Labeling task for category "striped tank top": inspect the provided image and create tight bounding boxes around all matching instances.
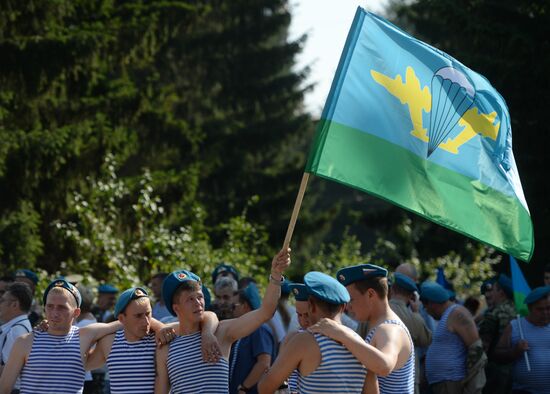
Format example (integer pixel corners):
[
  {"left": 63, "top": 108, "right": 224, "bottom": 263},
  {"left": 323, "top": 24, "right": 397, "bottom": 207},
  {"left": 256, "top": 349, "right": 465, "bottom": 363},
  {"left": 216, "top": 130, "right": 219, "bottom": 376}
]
[
  {"left": 510, "top": 317, "right": 550, "bottom": 392},
  {"left": 106, "top": 330, "right": 156, "bottom": 393},
  {"left": 298, "top": 333, "right": 366, "bottom": 393},
  {"left": 365, "top": 319, "right": 415, "bottom": 394},
  {"left": 167, "top": 331, "right": 229, "bottom": 393},
  {"left": 20, "top": 326, "right": 85, "bottom": 394},
  {"left": 288, "top": 369, "right": 300, "bottom": 393},
  {"left": 425, "top": 304, "right": 466, "bottom": 384},
  {"left": 288, "top": 329, "right": 305, "bottom": 394}
]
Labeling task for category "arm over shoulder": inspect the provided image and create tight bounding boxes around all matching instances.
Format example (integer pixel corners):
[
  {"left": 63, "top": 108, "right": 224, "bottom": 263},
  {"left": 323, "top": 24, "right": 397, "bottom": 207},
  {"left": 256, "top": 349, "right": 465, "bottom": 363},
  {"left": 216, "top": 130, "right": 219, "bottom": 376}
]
[
  {"left": 0, "top": 333, "right": 33, "bottom": 392},
  {"left": 258, "top": 331, "right": 313, "bottom": 394}
]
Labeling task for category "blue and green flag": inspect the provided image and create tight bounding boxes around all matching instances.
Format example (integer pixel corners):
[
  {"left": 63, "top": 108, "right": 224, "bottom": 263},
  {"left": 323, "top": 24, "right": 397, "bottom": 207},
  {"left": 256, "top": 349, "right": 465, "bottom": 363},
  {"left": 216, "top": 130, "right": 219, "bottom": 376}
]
[
  {"left": 510, "top": 256, "right": 531, "bottom": 316},
  {"left": 305, "top": 8, "right": 534, "bottom": 261}
]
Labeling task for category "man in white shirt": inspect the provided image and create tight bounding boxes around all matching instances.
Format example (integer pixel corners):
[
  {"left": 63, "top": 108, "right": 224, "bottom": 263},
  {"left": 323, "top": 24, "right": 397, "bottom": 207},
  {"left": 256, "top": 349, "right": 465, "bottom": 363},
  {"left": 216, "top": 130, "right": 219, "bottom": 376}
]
[{"left": 0, "top": 282, "right": 33, "bottom": 392}]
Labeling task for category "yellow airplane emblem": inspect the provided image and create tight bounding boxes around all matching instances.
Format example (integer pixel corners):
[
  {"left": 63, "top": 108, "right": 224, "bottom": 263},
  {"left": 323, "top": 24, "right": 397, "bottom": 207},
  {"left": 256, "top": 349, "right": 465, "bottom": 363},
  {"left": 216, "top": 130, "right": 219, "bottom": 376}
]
[{"left": 371, "top": 66, "right": 500, "bottom": 154}]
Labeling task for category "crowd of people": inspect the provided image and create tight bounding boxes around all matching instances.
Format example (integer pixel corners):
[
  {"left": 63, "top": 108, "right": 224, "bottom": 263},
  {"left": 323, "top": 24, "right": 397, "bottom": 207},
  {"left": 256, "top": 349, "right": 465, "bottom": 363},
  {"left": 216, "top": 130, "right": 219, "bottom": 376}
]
[{"left": 0, "top": 256, "right": 549, "bottom": 394}]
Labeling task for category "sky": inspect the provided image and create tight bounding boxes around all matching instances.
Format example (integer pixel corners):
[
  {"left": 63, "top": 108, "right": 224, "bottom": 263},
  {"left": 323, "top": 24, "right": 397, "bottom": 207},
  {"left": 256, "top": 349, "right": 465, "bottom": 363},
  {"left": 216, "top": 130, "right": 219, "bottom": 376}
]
[{"left": 289, "top": 0, "right": 388, "bottom": 116}]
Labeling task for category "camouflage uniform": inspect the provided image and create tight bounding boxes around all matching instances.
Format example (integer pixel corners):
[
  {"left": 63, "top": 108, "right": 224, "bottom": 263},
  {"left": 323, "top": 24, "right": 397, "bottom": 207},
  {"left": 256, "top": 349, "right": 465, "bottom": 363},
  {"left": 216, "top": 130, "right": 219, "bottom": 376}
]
[{"left": 479, "top": 299, "right": 516, "bottom": 394}]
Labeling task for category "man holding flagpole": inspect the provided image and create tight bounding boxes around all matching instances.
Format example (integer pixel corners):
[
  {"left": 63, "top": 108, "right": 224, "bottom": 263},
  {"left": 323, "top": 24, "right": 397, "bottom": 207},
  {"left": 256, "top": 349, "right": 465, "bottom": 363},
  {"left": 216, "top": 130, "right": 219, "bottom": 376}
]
[
  {"left": 494, "top": 286, "right": 550, "bottom": 393},
  {"left": 478, "top": 274, "right": 516, "bottom": 393}
]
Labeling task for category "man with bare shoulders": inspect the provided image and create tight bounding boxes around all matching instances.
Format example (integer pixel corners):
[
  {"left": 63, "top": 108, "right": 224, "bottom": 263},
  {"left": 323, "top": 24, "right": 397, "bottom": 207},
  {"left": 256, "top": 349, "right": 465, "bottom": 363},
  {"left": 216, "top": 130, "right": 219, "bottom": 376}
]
[
  {"left": 421, "top": 281, "right": 485, "bottom": 394},
  {"left": 154, "top": 248, "right": 290, "bottom": 394},
  {"left": 258, "top": 272, "right": 371, "bottom": 394},
  {"left": 281, "top": 283, "right": 311, "bottom": 394},
  {"left": 0, "top": 279, "right": 125, "bottom": 393},
  {"left": 85, "top": 287, "right": 219, "bottom": 394},
  {"left": 309, "top": 264, "right": 415, "bottom": 394},
  {"left": 494, "top": 286, "right": 550, "bottom": 394}
]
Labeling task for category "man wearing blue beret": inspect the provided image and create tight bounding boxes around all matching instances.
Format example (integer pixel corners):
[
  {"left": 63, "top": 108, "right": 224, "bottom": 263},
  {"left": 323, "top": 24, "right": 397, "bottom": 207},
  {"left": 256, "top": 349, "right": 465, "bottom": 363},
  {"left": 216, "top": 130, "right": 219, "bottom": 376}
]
[
  {"left": 155, "top": 248, "right": 290, "bottom": 393},
  {"left": 14, "top": 269, "right": 42, "bottom": 327},
  {"left": 84, "top": 287, "right": 220, "bottom": 393},
  {"left": 0, "top": 279, "right": 127, "bottom": 393},
  {"left": 494, "top": 286, "right": 550, "bottom": 393},
  {"left": 93, "top": 284, "right": 119, "bottom": 323},
  {"left": 390, "top": 272, "right": 432, "bottom": 394},
  {"left": 229, "top": 283, "right": 276, "bottom": 394},
  {"left": 478, "top": 274, "right": 516, "bottom": 393},
  {"left": 307, "top": 264, "right": 415, "bottom": 394},
  {"left": 212, "top": 263, "right": 240, "bottom": 285},
  {"left": 421, "top": 282, "right": 485, "bottom": 394},
  {"left": 288, "top": 283, "right": 311, "bottom": 332},
  {"left": 258, "top": 271, "right": 373, "bottom": 394},
  {"left": 281, "top": 283, "right": 311, "bottom": 394}
]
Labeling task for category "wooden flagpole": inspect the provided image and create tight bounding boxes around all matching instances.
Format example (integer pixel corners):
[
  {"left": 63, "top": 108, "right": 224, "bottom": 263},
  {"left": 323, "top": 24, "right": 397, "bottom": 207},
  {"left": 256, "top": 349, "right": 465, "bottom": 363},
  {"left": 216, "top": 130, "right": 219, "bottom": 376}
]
[{"left": 283, "top": 172, "right": 310, "bottom": 250}]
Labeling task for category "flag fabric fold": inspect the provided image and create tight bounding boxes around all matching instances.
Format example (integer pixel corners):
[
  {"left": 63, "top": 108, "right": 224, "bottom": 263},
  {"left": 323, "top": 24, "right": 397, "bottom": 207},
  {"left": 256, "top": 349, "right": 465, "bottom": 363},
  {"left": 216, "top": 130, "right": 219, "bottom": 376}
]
[
  {"left": 436, "top": 267, "right": 452, "bottom": 290},
  {"left": 305, "top": 7, "right": 533, "bottom": 261},
  {"left": 509, "top": 255, "right": 531, "bottom": 316}
]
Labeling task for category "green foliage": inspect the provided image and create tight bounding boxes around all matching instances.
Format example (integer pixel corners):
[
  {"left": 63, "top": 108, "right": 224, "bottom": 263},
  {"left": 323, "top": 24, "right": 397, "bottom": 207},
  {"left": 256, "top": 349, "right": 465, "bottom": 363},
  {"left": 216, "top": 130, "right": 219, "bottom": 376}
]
[
  {"left": 0, "top": 200, "right": 43, "bottom": 269},
  {"left": 52, "top": 154, "right": 271, "bottom": 289},
  {"left": 0, "top": 0, "right": 312, "bottom": 278}
]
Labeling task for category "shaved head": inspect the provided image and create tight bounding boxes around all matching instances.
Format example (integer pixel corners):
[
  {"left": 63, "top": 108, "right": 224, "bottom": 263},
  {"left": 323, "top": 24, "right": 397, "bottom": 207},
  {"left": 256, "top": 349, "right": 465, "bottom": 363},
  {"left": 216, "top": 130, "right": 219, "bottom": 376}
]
[{"left": 396, "top": 263, "right": 418, "bottom": 281}]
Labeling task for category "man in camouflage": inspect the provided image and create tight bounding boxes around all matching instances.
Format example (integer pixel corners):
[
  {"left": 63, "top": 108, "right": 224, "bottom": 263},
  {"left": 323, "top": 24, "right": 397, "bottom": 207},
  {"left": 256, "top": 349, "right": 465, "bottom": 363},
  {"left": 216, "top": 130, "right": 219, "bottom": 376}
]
[{"left": 479, "top": 274, "right": 516, "bottom": 394}]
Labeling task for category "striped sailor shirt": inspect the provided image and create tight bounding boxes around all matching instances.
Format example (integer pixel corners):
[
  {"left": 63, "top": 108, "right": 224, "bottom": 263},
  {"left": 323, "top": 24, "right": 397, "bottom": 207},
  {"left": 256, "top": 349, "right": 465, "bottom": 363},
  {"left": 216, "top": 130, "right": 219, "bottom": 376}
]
[
  {"left": 298, "top": 333, "right": 366, "bottom": 393},
  {"left": 167, "top": 331, "right": 229, "bottom": 393},
  {"left": 365, "top": 319, "right": 415, "bottom": 394},
  {"left": 106, "top": 330, "right": 156, "bottom": 393},
  {"left": 20, "top": 326, "right": 85, "bottom": 394}
]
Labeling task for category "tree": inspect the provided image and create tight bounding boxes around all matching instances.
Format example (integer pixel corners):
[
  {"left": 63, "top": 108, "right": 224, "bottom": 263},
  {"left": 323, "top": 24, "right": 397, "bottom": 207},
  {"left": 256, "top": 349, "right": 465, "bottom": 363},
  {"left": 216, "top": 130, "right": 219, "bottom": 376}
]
[
  {"left": 53, "top": 154, "right": 272, "bottom": 289},
  {"left": 0, "top": 0, "right": 203, "bottom": 271}
]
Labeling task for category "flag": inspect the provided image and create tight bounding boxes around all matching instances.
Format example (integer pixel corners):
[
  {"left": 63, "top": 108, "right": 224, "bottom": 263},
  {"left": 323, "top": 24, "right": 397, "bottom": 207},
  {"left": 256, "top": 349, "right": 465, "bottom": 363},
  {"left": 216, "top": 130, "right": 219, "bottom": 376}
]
[
  {"left": 436, "top": 267, "right": 452, "bottom": 290},
  {"left": 305, "top": 8, "right": 534, "bottom": 261},
  {"left": 510, "top": 255, "right": 531, "bottom": 316}
]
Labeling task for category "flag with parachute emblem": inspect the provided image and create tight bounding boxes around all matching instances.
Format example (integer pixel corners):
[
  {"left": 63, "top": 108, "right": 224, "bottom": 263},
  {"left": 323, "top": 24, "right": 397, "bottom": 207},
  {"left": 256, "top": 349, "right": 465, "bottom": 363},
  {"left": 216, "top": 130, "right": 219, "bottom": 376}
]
[
  {"left": 510, "top": 256, "right": 531, "bottom": 316},
  {"left": 305, "top": 7, "right": 533, "bottom": 261}
]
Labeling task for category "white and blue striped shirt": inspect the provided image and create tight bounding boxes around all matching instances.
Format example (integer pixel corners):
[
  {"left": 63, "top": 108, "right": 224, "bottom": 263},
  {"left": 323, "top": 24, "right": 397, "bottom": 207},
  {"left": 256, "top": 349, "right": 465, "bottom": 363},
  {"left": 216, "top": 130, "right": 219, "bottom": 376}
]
[
  {"left": 288, "top": 368, "right": 300, "bottom": 393},
  {"left": 167, "top": 331, "right": 229, "bottom": 393},
  {"left": 510, "top": 317, "right": 550, "bottom": 393},
  {"left": 287, "top": 329, "right": 305, "bottom": 393},
  {"left": 298, "top": 333, "right": 366, "bottom": 393},
  {"left": 425, "top": 304, "right": 466, "bottom": 385},
  {"left": 106, "top": 330, "right": 156, "bottom": 393},
  {"left": 366, "top": 319, "right": 415, "bottom": 394},
  {"left": 20, "top": 326, "right": 85, "bottom": 394}
]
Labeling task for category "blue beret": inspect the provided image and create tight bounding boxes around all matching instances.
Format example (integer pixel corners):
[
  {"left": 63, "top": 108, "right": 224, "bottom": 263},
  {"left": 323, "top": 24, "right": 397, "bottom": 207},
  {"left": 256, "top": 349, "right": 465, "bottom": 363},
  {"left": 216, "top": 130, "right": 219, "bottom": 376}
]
[
  {"left": 481, "top": 278, "right": 495, "bottom": 295},
  {"left": 162, "top": 270, "right": 202, "bottom": 316},
  {"left": 202, "top": 285, "right": 211, "bottom": 311},
  {"left": 15, "top": 269, "right": 39, "bottom": 285},
  {"left": 281, "top": 279, "right": 292, "bottom": 296},
  {"left": 212, "top": 263, "right": 239, "bottom": 284},
  {"left": 305, "top": 272, "right": 350, "bottom": 305},
  {"left": 496, "top": 274, "right": 513, "bottom": 298},
  {"left": 43, "top": 279, "right": 82, "bottom": 307},
  {"left": 336, "top": 264, "right": 388, "bottom": 286},
  {"left": 98, "top": 284, "right": 119, "bottom": 294},
  {"left": 393, "top": 272, "right": 418, "bottom": 293},
  {"left": 524, "top": 286, "right": 550, "bottom": 305},
  {"left": 289, "top": 283, "right": 308, "bottom": 302},
  {"left": 114, "top": 287, "right": 149, "bottom": 318},
  {"left": 420, "top": 281, "right": 451, "bottom": 303},
  {"left": 242, "top": 283, "right": 262, "bottom": 310}
]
